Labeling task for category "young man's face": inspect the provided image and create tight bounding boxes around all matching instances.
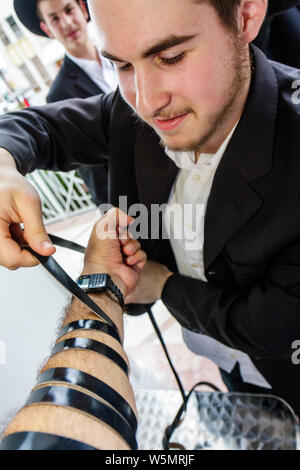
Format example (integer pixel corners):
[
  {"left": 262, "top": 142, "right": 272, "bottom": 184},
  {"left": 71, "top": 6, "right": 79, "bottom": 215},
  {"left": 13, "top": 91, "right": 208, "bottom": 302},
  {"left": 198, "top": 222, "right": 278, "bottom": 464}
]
[
  {"left": 39, "top": 0, "right": 89, "bottom": 54},
  {"left": 91, "top": 0, "right": 251, "bottom": 154}
]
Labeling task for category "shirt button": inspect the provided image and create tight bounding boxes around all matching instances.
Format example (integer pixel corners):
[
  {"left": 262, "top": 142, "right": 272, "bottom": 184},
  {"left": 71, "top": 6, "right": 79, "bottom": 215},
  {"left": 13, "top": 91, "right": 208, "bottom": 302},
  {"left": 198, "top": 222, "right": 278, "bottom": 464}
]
[
  {"left": 192, "top": 263, "right": 199, "bottom": 269},
  {"left": 192, "top": 174, "right": 201, "bottom": 182}
]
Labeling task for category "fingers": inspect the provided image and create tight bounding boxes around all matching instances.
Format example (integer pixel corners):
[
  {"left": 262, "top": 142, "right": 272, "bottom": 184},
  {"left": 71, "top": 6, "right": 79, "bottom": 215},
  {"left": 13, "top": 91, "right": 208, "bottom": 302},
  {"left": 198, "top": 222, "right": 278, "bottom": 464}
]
[
  {"left": 121, "top": 238, "right": 145, "bottom": 264},
  {"left": 122, "top": 238, "right": 141, "bottom": 256},
  {"left": 84, "top": 207, "right": 136, "bottom": 268},
  {"left": 126, "top": 249, "right": 147, "bottom": 267},
  {"left": 0, "top": 175, "right": 55, "bottom": 269},
  {"left": 117, "top": 217, "right": 147, "bottom": 270},
  {"left": 21, "top": 195, "right": 56, "bottom": 257},
  {"left": 0, "top": 221, "right": 39, "bottom": 269},
  {"left": 122, "top": 239, "right": 147, "bottom": 272},
  {"left": 95, "top": 208, "right": 134, "bottom": 241}
]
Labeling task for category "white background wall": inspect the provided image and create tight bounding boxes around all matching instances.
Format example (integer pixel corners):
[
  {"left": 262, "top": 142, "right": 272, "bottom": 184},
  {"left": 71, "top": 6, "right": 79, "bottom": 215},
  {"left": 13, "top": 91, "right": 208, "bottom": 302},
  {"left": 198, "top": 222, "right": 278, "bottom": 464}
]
[{"left": 0, "top": 264, "right": 70, "bottom": 431}]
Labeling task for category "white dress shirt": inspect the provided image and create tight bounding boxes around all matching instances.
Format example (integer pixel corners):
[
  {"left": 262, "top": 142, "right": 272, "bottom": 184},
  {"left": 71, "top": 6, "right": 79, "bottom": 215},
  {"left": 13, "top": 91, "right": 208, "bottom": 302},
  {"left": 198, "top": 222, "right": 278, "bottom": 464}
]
[{"left": 164, "top": 126, "right": 271, "bottom": 389}]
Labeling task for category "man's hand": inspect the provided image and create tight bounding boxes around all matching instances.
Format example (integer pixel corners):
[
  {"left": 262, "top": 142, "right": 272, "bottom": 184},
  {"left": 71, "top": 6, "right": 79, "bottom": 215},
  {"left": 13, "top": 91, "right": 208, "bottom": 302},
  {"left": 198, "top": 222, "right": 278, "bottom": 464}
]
[
  {"left": 0, "top": 149, "right": 55, "bottom": 269},
  {"left": 124, "top": 260, "right": 173, "bottom": 305},
  {"left": 82, "top": 208, "right": 147, "bottom": 298}
]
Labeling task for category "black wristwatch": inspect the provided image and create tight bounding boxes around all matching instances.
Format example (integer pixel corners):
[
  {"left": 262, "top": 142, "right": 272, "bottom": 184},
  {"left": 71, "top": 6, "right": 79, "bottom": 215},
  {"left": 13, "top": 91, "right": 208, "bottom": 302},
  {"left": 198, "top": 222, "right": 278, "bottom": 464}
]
[{"left": 76, "top": 273, "right": 125, "bottom": 310}]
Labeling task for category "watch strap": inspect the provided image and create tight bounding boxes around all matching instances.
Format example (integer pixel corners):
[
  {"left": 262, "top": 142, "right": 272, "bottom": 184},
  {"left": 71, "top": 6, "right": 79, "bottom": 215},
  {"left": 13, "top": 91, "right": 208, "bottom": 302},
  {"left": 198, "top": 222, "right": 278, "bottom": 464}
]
[{"left": 107, "top": 276, "right": 125, "bottom": 310}]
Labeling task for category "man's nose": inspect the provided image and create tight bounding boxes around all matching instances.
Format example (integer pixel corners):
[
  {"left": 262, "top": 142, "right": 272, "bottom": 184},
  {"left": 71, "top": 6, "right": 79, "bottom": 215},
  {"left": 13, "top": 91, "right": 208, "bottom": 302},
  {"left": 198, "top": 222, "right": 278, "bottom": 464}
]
[
  {"left": 135, "top": 68, "right": 170, "bottom": 118},
  {"left": 60, "top": 13, "right": 73, "bottom": 29}
]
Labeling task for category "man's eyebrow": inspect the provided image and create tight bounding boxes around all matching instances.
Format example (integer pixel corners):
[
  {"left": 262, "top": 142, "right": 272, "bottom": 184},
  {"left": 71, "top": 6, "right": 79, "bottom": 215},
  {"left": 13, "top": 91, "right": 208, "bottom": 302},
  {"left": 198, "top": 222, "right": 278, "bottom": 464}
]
[
  {"left": 48, "top": 2, "right": 73, "bottom": 17},
  {"left": 101, "top": 34, "right": 197, "bottom": 63}
]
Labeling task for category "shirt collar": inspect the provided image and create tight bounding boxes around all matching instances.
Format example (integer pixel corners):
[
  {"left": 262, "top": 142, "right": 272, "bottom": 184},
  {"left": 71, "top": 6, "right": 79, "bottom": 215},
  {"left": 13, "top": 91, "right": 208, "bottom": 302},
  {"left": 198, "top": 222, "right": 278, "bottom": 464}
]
[
  {"left": 165, "top": 121, "right": 238, "bottom": 171},
  {"left": 66, "top": 50, "right": 100, "bottom": 68}
]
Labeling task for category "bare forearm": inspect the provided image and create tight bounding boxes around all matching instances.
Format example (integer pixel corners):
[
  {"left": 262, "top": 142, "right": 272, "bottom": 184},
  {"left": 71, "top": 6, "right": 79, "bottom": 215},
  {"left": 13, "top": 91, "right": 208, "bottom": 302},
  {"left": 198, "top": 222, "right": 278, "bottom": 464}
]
[
  {"left": 3, "top": 293, "right": 137, "bottom": 450},
  {"left": 2, "top": 207, "right": 145, "bottom": 449}
]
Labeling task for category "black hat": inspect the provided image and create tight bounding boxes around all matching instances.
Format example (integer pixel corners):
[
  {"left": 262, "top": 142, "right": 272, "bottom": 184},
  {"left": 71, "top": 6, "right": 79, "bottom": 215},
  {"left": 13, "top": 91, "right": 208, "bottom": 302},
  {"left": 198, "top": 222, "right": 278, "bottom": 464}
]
[
  {"left": 13, "top": 0, "right": 300, "bottom": 37},
  {"left": 13, "top": 0, "right": 90, "bottom": 37}
]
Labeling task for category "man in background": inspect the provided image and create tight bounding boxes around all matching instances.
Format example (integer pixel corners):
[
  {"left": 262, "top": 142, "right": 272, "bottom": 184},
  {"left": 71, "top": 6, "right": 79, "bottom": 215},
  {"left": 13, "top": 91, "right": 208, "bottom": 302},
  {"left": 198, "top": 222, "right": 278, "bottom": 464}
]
[{"left": 14, "top": 0, "right": 118, "bottom": 206}]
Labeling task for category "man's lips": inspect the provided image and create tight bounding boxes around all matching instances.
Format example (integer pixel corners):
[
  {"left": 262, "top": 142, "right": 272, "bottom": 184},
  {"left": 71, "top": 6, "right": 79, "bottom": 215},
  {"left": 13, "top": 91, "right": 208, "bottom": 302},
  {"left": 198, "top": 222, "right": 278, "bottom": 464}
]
[
  {"left": 153, "top": 113, "right": 188, "bottom": 132},
  {"left": 67, "top": 30, "right": 78, "bottom": 38}
]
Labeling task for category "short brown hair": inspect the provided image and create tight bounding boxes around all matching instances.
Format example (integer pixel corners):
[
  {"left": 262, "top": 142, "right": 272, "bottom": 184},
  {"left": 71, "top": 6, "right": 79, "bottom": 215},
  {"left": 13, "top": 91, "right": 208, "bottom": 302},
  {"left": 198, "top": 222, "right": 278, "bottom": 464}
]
[
  {"left": 36, "top": 0, "right": 81, "bottom": 22},
  {"left": 194, "top": 0, "right": 241, "bottom": 31}
]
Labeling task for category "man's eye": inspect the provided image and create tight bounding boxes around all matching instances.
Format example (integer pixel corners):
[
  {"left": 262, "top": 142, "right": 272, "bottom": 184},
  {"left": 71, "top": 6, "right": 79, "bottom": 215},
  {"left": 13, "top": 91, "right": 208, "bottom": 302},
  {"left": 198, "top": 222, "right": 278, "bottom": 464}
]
[
  {"left": 116, "top": 52, "right": 186, "bottom": 73},
  {"left": 118, "top": 63, "right": 133, "bottom": 73},
  {"left": 159, "top": 52, "right": 186, "bottom": 66}
]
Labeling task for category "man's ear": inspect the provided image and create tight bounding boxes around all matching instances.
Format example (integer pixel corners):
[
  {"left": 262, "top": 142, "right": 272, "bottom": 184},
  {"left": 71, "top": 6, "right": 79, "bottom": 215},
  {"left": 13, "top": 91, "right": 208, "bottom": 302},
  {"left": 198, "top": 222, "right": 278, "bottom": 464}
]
[
  {"left": 238, "top": 0, "right": 268, "bottom": 43},
  {"left": 40, "top": 21, "right": 53, "bottom": 38},
  {"left": 79, "top": 0, "right": 89, "bottom": 21}
]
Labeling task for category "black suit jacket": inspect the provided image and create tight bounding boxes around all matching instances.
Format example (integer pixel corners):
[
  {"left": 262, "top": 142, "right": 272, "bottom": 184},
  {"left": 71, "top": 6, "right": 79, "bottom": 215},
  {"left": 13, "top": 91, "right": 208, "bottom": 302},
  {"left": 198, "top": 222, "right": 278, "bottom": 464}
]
[
  {"left": 254, "top": 6, "right": 300, "bottom": 68},
  {"left": 47, "top": 55, "right": 102, "bottom": 103},
  {"left": 47, "top": 55, "right": 109, "bottom": 206},
  {"left": 1, "top": 46, "right": 300, "bottom": 413},
  {"left": 268, "top": 0, "right": 300, "bottom": 16}
]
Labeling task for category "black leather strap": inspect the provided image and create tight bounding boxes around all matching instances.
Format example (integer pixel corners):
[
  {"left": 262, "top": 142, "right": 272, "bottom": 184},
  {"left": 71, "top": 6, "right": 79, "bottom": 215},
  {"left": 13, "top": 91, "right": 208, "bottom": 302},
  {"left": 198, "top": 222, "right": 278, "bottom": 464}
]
[
  {"left": 26, "top": 386, "right": 138, "bottom": 450},
  {"left": 22, "top": 245, "right": 119, "bottom": 331},
  {"left": 162, "top": 381, "right": 221, "bottom": 450},
  {"left": 58, "top": 319, "right": 122, "bottom": 345},
  {"left": 48, "top": 234, "right": 85, "bottom": 254},
  {"left": 51, "top": 338, "right": 129, "bottom": 376},
  {"left": 36, "top": 368, "right": 137, "bottom": 432},
  {"left": 0, "top": 431, "right": 98, "bottom": 450}
]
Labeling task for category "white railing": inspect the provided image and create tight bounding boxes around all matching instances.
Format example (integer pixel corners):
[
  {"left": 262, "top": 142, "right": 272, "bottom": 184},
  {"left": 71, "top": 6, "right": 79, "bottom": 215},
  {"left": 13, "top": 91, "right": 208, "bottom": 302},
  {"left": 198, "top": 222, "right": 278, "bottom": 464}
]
[{"left": 26, "top": 169, "right": 96, "bottom": 224}]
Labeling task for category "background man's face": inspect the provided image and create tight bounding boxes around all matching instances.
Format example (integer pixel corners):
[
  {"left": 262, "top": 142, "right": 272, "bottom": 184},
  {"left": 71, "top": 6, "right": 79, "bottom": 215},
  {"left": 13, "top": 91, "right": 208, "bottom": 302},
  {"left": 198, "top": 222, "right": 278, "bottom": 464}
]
[
  {"left": 91, "top": 0, "right": 250, "bottom": 153},
  {"left": 39, "top": 0, "right": 89, "bottom": 53}
]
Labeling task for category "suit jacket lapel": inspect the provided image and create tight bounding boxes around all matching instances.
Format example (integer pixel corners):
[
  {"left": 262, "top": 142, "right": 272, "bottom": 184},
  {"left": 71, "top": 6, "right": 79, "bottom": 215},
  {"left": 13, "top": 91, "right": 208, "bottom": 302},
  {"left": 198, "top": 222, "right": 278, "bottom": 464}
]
[
  {"left": 204, "top": 161, "right": 263, "bottom": 271},
  {"left": 135, "top": 126, "right": 178, "bottom": 206},
  {"left": 204, "top": 46, "right": 278, "bottom": 271},
  {"left": 64, "top": 56, "right": 104, "bottom": 96}
]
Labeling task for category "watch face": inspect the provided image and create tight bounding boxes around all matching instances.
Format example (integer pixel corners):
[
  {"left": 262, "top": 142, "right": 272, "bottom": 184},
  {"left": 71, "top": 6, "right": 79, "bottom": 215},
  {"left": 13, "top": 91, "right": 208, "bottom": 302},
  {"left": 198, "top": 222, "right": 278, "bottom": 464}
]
[
  {"left": 77, "top": 274, "right": 108, "bottom": 291},
  {"left": 78, "top": 277, "right": 90, "bottom": 289},
  {"left": 92, "top": 274, "right": 108, "bottom": 287}
]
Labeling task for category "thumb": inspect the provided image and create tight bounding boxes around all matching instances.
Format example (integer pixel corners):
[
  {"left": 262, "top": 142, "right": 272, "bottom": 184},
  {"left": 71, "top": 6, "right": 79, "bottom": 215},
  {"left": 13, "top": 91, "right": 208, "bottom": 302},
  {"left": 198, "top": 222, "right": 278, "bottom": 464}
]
[{"left": 21, "top": 198, "right": 56, "bottom": 256}]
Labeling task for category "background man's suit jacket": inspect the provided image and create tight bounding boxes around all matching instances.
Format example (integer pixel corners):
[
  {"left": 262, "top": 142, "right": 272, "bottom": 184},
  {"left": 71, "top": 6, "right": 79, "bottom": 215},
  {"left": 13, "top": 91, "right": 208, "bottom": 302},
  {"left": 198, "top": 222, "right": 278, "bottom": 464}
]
[
  {"left": 268, "top": 0, "right": 300, "bottom": 16},
  {"left": 47, "top": 55, "right": 109, "bottom": 206},
  {"left": 47, "top": 55, "right": 102, "bottom": 102},
  {"left": 0, "top": 47, "right": 300, "bottom": 414},
  {"left": 254, "top": 5, "right": 300, "bottom": 68}
]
